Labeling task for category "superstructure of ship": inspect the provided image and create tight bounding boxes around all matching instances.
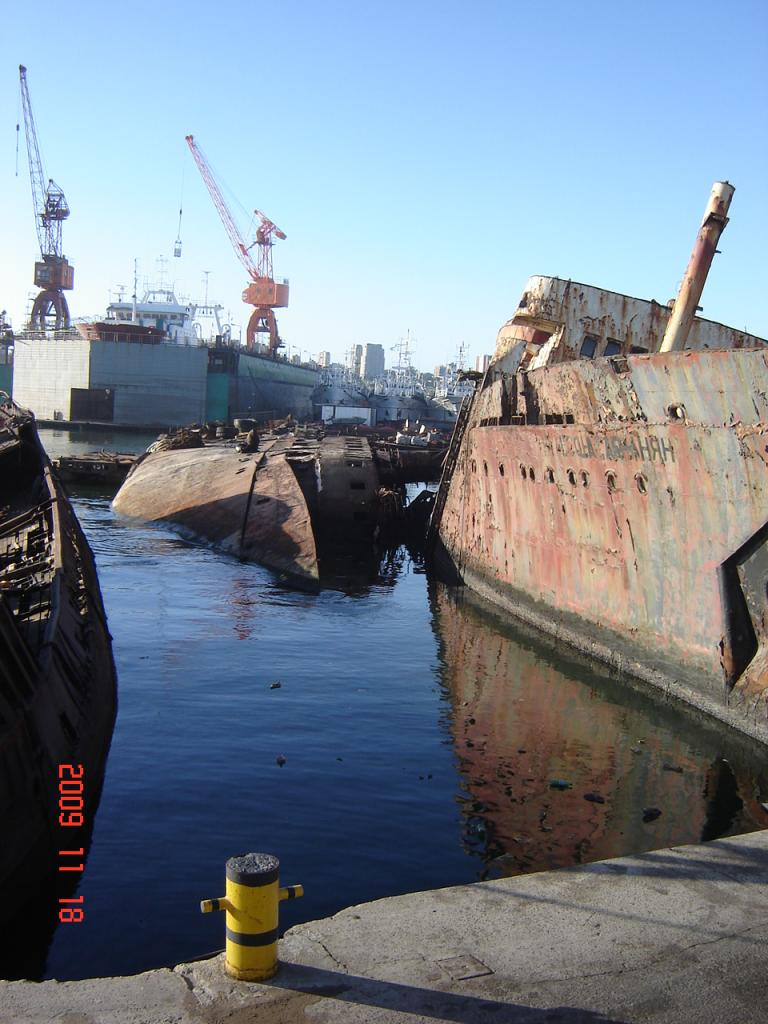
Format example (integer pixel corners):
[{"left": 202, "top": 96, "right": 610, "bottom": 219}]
[{"left": 430, "top": 182, "right": 768, "bottom": 743}]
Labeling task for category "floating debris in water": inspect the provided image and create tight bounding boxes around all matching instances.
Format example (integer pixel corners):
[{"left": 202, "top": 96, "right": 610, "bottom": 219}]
[
  {"left": 549, "top": 779, "right": 572, "bottom": 790},
  {"left": 662, "top": 762, "right": 684, "bottom": 773},
  {"left": 642, "top": 807, "right": 662, "bottom": 823},
  {"left": 270, "top": 681, "right": 282, "bottom": 689},
  {"left": 276, "top": 754, "right": 287, "bottom": 767},
  {"left": 584, "top": 792, "right": 606, "bottom": 804}
]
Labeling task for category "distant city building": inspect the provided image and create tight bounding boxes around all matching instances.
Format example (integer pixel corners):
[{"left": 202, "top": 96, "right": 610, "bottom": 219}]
[
  {"left": 475, "top": 354, "right": 492, "bottom": 374},
  {"left": 352, "top": 344, "right": 363, "bottom": 376},
  {"left": 318, "top": 351, "right": 332, "bottom": 367},
  {"left": 361, "top": 343, "right": 385, "bottom": 379},
  {"left": 434, "top": 364, "right": 447, "bottom": 379}
]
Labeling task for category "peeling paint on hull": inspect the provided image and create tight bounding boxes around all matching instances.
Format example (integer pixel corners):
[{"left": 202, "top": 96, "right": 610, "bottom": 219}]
[{"left": 437, "top": 348, "right": 768, "bottom": 742}]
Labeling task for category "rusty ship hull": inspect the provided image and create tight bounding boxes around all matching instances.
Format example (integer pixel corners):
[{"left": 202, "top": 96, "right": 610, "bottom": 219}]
[{"left": 433, "top": 183, "right": 768, "bottom": 742}]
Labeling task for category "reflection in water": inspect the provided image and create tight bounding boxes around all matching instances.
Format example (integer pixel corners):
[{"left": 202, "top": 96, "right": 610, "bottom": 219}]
[{"left": 430, "top": 583, "right": 768, "bottom": 878}]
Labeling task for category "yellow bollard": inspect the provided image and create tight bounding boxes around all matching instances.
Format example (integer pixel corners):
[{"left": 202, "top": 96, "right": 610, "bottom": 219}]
[{"left": 200, "top": 853, "right": 303, "bottom": 981}]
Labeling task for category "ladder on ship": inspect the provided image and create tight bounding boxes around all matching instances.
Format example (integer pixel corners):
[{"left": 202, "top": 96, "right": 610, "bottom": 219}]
[{"left": 426, "top": 391, "right": 474, "bottom": 550}]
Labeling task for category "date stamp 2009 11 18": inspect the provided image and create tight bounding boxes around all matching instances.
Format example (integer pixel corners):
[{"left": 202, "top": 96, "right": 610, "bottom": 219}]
[{"left": 58, "top": 763, "right": 85, "bottom": 924}]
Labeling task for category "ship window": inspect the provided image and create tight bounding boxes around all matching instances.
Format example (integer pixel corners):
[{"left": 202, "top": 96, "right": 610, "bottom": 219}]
[
  {"left": 604, "top": 339, "right": 621, "bottom": 356},
  {"left": 519, "top": 291, "right": 529, "bottom": 308},
  {"left": 581, "top": 471, "right": 589, "bottom": 487},
  {"left": 546, "top": 467, "right": 555, "bottom": 483},
  {"left": 667, "top": 403, "right": 686, "bottom": 421},
  {"left": 520, "top": 464, "right": 527, "bottom": 479},
  {"left": 529, "top": 467, "right": 536, "bottom": 482},
  {"left": 483, "top": 461, "right": 488, "bottom": 475},
  {"left": 630, "top": 345, "right": 649, "bottom": 354},
  {"left": 606, "top": 471, "right": 617, "bottom": 492},
  {"left": 580, "top": 335, "right": 599, "bottom": 358},
  {"left": 499, "top": 463, "right": 505, "bottom": 477},
  {"left": 567, "top": 468, "right": 577, "bottom": 486},
  {"left": 635, "top": 473, "right": 648, "bottom": 495}
]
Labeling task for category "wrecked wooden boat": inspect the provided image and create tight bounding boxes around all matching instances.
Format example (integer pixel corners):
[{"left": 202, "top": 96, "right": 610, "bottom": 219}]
[
  {"left": 112, "top": 433, "right": 407, "bottom": 584},
  {"left": 431, "top": 182, "right": 768, "bottom": 743},
  {"left": 0, "top": 395, "right": 116, "bottom": 931},
  {"left": 53, "top": 450, "right": 136, "bottom": 488}
]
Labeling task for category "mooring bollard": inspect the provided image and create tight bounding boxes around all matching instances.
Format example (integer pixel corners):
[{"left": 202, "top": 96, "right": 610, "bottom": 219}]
[{"left": 200, "top": 853, "right": 303, "bottom": 981}]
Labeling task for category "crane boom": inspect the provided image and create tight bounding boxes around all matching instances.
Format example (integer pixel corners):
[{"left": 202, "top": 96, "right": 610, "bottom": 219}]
[
  {"left": 19, "top": 65, "right": 70, "bottom": 260},
  {"left": 185, "top": 135, "right": 257, "bottom": 280}
]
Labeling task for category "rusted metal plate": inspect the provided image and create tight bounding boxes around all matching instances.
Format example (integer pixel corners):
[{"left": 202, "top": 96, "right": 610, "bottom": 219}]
[{"left": 113, "top": 442, "right": 318, "bottom": 582}]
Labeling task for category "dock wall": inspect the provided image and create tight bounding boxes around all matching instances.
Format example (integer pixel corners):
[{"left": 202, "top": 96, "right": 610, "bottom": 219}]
[
  {"left": 12, "top": 336, "right": 90, "bottom": 420},
  {"left": 89, "top": 342, "right": 208, "bottom": 427}
]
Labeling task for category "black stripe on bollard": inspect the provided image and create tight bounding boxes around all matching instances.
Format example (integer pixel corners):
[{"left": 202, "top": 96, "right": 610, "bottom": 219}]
[{"left": 225, "top": 927, "right": 279, "bottom": 947}]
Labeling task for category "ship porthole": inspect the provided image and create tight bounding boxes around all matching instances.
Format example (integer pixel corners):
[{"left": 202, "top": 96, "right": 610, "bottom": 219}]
[
  {"left": 546, "top": 467, "right": 555, "bottom": 483},
  {"left": 520, "top": 464, "right": 527, "bottom": 479},
  {"left": 635, "top": 473, "right": 648, "bottom": 495},
  {"left": 499, "top": 463, "right": 505, "bottom": 477},
  {"left": 529, "top": 466, "right": 536, "bottom": 482},
  {"left": 567, "top": 468, "right": 576, "bottom": 486},
  {"left": 483, "top": 461, "right": 488, "bottom": 475},
  {"left": 668, "top": 403, "right": 687, "bottom": 421},
  {"left": 606, "top": 471, "right": 617, "bottom": 492},
  {"left": 581, "top": 471, "right": 589, "bottom": 487}
]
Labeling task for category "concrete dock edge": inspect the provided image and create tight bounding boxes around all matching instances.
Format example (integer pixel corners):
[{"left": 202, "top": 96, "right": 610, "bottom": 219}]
[{"left": 2, "top": 830, "right": 767, "bottom": 1023}]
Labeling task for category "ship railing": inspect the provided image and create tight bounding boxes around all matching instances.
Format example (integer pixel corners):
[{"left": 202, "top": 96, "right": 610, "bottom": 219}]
[{"left": 426, "top": 390, "right": 475, "bottom": 549}]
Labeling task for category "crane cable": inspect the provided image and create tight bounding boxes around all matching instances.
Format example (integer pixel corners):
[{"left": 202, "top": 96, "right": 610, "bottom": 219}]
[
  {"left": 175, "top": 166, "right": 184, "bottom": 256},
  {"left": 15, "top": 87, "right": 20, "bottom": 176}
]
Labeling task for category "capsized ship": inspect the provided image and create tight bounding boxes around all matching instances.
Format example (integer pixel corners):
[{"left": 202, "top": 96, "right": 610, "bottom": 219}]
[{"left": 431, "top": 182, "right": 768, "bottom": 742}]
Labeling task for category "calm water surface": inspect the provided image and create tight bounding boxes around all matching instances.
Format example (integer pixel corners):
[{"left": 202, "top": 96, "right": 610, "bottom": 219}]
[{"left": 21, "top": 430, "right": 768, "bottom": 979}]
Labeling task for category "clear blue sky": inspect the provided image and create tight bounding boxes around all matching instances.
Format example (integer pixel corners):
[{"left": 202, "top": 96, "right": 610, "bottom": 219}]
[{"left": 4, "top": 0, "right": 767, "bottom": 370}]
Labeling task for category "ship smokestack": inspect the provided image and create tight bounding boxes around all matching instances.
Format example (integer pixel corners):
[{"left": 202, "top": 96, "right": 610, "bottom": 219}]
[{"left": 659, "top": 181, "right": 734, "bottom": 353}]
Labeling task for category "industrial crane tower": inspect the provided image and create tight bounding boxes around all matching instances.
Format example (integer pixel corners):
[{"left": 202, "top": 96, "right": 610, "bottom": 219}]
[
  {"left": 18, "top": 65, "right": 74, "bottom": 330},
  {"left": 185, "top": 134, "right": 288, "bottom": 356}
]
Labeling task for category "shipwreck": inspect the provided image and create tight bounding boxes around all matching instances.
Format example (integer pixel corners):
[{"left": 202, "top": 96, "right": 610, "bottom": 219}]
[
  {"left": 430, "top": 182, "right": 768, "bottom": 743},
  {"left": 0, "top": 394, "right": 116, "bottom": 972}
]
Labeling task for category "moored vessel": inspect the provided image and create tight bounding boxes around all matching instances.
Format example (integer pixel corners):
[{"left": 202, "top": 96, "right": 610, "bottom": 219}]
[{"left": 431, "top": 182, "right": 768, "bottom": 741}]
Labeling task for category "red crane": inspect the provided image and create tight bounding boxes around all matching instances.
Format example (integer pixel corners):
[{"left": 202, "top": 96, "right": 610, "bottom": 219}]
[
  {"left": 18, "top": 65, "right": 75, "bottom": 330},
  {"left": 185, "top": 135, "right": 288, "bottom": 356}
]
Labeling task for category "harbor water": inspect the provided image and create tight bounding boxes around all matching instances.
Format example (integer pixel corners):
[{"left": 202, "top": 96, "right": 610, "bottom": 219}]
[{"left": 7, "top": 429, "right": 768, "bottom": 981}]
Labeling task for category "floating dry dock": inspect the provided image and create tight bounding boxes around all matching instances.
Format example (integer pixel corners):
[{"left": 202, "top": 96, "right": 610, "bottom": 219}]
[{"left": 113, "top": 433, "right": 406, "bottom": 582}]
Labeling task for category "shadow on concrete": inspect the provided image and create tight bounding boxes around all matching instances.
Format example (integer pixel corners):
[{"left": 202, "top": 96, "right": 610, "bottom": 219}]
[
  {"left": 272, "top": 962, "right": 631, "bottom": 1023},
  {"left": 580, "top": 839, "right": 768, "bottom": 882},
  {"left": 473, "top": 837, "right": 768, "bottom": 948}
]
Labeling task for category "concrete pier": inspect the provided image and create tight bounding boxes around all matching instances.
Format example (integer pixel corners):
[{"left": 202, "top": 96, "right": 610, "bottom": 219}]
[{"left": 2, "top": 830, "right": 767, "bottom": 1023}]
